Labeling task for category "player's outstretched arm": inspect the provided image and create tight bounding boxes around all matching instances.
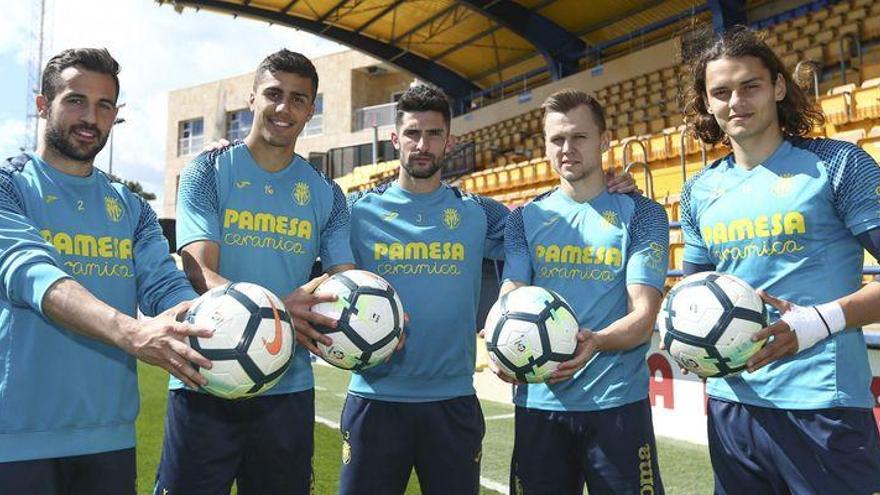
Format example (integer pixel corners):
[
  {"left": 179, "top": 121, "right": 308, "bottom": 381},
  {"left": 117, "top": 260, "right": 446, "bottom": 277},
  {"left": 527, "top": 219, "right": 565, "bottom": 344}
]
[
  {"left": 180, "top": 241, "right": 231, "bottom": 294},
  {"left": 746, "top": 282, "right": 880, "bottom": 372},
  {"left": 282, "top": 273, "right": 340, "bottom": 357},
  {"left": 42, "top": 278, "right": 212, "bottom": 389},
  {"left": 549, "top": 284, "right": 662, "bottom": 384}
]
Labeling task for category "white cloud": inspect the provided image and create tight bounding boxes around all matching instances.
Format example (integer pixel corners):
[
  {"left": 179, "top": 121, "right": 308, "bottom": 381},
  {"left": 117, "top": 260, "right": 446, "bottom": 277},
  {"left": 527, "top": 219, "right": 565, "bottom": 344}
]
[
  {"left": 0, "top": 0, "right": 344, "bottom": 211},
  {"left": 0, "top": 119, "right": 27, "bottom": 157}
]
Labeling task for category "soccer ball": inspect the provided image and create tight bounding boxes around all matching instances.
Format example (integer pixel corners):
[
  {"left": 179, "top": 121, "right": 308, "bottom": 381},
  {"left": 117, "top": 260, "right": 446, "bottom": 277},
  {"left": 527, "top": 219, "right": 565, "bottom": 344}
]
[
  {"left": 186, "top": 282, "right": 295, "bottom": 399},
  {"left": 484, "top": 286, "right": 579, "bottom": 383},
  {"left": 658, "top": 272, "right": 768, "bottom": 378},
  {"left": 311, "top": 270, "right": 404, "bottom": 370}
]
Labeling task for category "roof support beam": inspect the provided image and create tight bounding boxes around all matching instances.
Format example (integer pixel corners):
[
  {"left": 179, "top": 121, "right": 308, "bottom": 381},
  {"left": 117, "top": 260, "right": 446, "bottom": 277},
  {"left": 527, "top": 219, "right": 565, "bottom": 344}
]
[
  {"left": 354, "top": 0, "right": 406, "bottom": 33},
  {"left": 708, "top": 0, "right": 747, "bottom": 34},
  {"left": 162, "top": 0, "right": 479, "bottom": 105},
  {"left": 456, "top": 0, "right": 585, "bottom": 80},
  {"left": 390, "top": 3, "right": 461, "bottom": 46},
  {"left": 316, "top": 0, "right": 350, "bottom": 23}
]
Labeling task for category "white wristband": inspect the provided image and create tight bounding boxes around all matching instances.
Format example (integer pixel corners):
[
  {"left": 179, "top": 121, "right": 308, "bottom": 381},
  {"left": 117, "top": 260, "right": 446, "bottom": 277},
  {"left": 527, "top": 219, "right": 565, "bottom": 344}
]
[{"left": 780, "top": 301, "right": 846, "bottom": 352}]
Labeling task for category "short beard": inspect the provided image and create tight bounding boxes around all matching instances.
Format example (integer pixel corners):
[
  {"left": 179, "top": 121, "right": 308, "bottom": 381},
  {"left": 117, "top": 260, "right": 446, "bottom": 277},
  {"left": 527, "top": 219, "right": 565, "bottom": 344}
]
[
  {"left": 402, "top": 154, "right": 442, "bottom": 179},
  {"left": 45, "top": 122, "right": 108, "bottom": 162}
]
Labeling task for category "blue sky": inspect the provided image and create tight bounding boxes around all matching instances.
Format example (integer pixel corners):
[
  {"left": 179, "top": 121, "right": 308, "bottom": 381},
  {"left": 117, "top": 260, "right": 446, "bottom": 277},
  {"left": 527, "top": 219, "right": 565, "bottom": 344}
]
[{"left": 0, "top": 0, "right": 343, "bottom": 210}]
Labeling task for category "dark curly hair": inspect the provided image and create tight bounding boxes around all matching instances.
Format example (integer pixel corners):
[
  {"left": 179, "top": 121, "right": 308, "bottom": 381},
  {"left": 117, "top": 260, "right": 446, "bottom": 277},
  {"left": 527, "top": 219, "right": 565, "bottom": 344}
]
[
  {"left": 395, "top": 85, "right": 451, "bottom": 130},
  {"left": 682, "top": 26, "right": 824, "bottom": 145},
  {"left": 254, "top": 49, "right": 319, "bottom": 100},
  {"left": 42, "top": 48, "right": 120, "bottom": 103}
]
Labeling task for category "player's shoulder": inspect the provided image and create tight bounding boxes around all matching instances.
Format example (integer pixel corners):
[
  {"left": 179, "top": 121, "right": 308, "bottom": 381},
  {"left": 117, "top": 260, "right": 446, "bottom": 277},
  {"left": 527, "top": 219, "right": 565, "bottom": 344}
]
[
  {"left": 347, "top": 181, "right": 394, "bottom": 209},
  {"left": 625, "top": 192, "right": 665, "bottom": 213},
  {"left": 182, "top": 142, "right": 241, "bottom": 179},
  {"left": 518, "top": 187, "right": 556, "bottom": 211},
  {"left": 296, "top": 154, "right": 338, "bottom": 191},
  {"left": 0, "top": 154, "right": 31, "bottom": 208},
  {"left": 680, "top": 155, "right": 728, "bottom": 204},
  {"left": 788, "top": 135, "right": 863, "bottom": 158}
]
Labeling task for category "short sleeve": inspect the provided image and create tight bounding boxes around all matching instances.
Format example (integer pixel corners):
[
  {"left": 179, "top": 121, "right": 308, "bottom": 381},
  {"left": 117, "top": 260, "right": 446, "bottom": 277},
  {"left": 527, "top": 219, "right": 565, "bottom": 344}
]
[
  {"left": 680, "top": 176, "right": 713, "bottom": 265},
  {"left": 825, "top": 142, "right": 880, "bottom": 235},
  {"left": 319, "top": 181, "right": 355, "bottom": 269},
  {"left": 626, "top": 196, "right": 669, "bottom": 291},
  {"left": 471, "top": 194, "right": 509, "bottom": 260},
  {"left": 175, "top": 152, "right": 221, "bottom": 251},
  {"left": 501, "top": 206, "right": 532, "bottom": 284}
]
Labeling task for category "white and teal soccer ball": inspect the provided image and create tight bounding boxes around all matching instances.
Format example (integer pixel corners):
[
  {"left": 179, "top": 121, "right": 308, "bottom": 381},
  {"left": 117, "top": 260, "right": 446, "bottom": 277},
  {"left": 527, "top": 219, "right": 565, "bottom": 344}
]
[
  {"left": 484, "top": 286, "right": 579, "bottom": 383},
  {"left": 311, "top": 270, "right": 404, "bottom": 370},
  {"left": 186, "top": 282, "right": 295, "bottom": 399},
  {"left": 658, "top": 272, "right": 768, "bottom": 378}
]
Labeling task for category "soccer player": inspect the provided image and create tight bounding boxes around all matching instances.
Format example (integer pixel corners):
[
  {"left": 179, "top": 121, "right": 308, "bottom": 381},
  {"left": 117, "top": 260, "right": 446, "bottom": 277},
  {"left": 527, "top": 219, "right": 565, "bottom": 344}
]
[
  {"left": 341, "top": 84, "right": 509, "bottom": 495},
  {"left": 500, "top": 89, "right": 669, "bottom": 494},
  {"left": 679, "top": 26, "right": 880, "bottom": 494},
  {"left": 0, "top": 48, "right": 212, "bottom": 494},
  {"left": 155, "top": 50, "right": 355, "bottom": 494}
]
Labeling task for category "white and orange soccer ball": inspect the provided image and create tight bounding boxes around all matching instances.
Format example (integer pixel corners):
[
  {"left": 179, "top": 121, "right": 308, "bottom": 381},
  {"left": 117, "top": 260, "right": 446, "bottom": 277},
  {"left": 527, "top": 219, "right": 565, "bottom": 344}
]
[
  {"left": 658, "top": 272, "right": 768, "bottom": 378},
  {"left": 484, "top": 286, "right": 579, "bottom": 383},
  {"left": 186, "top": 282, "right": 295, "bottom": 399},
  {"left": 311, "top": 270, "right": 404, "bottom": 370}
]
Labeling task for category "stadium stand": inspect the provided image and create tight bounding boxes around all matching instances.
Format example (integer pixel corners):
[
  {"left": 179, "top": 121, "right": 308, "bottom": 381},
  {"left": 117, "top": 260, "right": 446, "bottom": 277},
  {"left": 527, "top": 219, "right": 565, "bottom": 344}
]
[{"left": 323, "top": 0, "right": 880, "bottom": 284}]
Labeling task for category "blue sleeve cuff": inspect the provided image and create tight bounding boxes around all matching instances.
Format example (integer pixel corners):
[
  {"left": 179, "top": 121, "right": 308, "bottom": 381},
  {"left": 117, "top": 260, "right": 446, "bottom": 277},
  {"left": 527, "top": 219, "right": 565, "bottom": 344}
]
[{"left": 19, "top": 262, "right": 71, "bottom": 315}]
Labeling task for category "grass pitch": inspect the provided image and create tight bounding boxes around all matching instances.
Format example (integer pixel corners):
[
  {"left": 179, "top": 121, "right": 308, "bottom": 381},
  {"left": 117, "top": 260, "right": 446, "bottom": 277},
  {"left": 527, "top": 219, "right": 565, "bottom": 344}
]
[{"left": 136, "top": 362, "right": 713, "bottom": 494}]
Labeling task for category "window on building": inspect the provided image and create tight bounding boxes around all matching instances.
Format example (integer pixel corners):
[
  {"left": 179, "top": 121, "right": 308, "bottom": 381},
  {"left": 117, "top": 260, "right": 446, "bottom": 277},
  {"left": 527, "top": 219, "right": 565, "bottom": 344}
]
[
  {"left": 226, "top": 109, "right": 253, "bottom": 141},
  {"left": 178, "top": 118, "right": 204, "bottom": 156},
  {"left": 302, "top": 94, "right": 323, "bottom": 137}
]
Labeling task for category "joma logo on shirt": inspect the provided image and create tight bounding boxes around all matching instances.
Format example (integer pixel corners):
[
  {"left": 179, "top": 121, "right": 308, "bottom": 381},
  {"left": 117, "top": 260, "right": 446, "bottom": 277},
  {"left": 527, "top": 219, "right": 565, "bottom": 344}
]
[
  {"left": 534, "top": 244, "right": 623, "bottom": 267},
  {"left": 373, "top": 241, "right": 465, "bottom": 261},
  {"left": 701, "top": 211, "right": 805, "bottom": 246},
  {"left": 223, "top": 208, "right": 313, "bottom": 240}
]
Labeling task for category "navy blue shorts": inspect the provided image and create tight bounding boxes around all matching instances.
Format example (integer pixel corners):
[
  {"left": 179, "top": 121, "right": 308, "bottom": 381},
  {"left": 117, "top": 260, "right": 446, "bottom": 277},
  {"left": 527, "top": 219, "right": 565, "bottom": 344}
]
[
  {"left": 0, "top": 448, "right": 135, "bottom": 495},
  {"left": 339, "top": 394, "right": 484, "bottom": 495},
  {"left": 708, "top": 398, "right": 880, "bottom": 495},
  {"left": 511, "top": 399, "right": 663, "bottom": 495},
  {"left": 154, "top": 388, "right": 315, "bottom": 495}
]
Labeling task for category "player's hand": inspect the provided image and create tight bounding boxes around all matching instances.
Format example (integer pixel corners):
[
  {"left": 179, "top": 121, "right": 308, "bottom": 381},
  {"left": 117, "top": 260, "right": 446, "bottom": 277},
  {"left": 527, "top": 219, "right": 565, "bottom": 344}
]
[
  {"left": 606, "top": 170, "right": 641, "bottom": 194},
  {"left": 201, "top": 138, "right": 230, "bottom": 153},
  {"left": 658, "top": 340, "right": 690, "bottom": 375},
  {"left": 548, "top": 329, "right": 597, "bottom": 384},
  {"left": 125, "top": 300, "right": 214, "bottom": 389},
  {"left": 746, "top": 290, "right": 797, "bottom": 373},
  {"left": 283, "top": 274, "right": 338, "bottom": 357},
  {"left": 384, "top": 313, "right": 409, "bottom": 363},
  {"left": 477, "top": 329, "right": 523, "bottom": 384}
]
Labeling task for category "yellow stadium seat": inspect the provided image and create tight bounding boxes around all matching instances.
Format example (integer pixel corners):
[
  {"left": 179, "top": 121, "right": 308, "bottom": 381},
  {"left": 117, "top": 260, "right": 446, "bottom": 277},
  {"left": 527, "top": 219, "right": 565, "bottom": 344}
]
[
  {"left": 822, "top": 15, "right": 843, "bottom": 31},
  {"left": 648, "top": 116, "right": 667, "bottom": 135},
  {"left": 463, "top": 176, "right": 475, "bottom": 191},
  {"left": 535, "top": 160, "right": 552, "bottom": 182},
  {"left": 780, "top": 28, "right": 799, "bottom": 43},
  {"left": 509, "top": 165, "right": 523, "bottom": 187},
  {"left": 521, "top": 162, "right": 536, "bottom": 184},
  {"left": 831, "top": 129, "right": 866, "bottom": 144},
  {"left": 846, "top": 8, "right": 867, "bottom": 23},
  {"left": 864, "top": 12, "right": 880, "bottom": 39},
  {"left": 801, "top": 22, "right": 820, "bottom": 37},
  {"left": 854, "top": 78, "right": 880, "bottom": 121},
  {"left": 810, "top": 9, "right": 829, "bottom": 23},
  {"left": 860, "top": 127, "right": 880, "bottom": 162},
  {"left": 831, "top": 2, "right": 848, "bottom": 16},
  {"left": 813, "top": 29, "right": 834, "bottom": 45},
  {"left": 648, "top": 132, "right": 670, "bottom": 161},
  {"left": 474, "top": 174, "right": 487, "bottom": 192},
  {"left": 791, "top": 37, "right": 810, "bottom": 52},
  {"left": 802, "top": 45, "right": 824, "bottom": 64},
  {"left": 820, "top": 84, "right": 855, "bottom": 125}
]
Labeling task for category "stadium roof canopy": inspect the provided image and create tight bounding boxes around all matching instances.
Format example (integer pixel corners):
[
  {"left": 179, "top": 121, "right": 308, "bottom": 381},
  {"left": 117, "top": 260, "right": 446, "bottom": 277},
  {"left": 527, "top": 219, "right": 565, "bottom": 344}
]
[{"left": 157, "top": 0, "right": 736, "bottom": 108}]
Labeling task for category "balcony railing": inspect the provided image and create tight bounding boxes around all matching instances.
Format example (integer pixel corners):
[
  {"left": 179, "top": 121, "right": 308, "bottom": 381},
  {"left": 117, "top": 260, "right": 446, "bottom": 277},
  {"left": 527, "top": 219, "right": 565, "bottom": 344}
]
[{"left": 354, "top": 102, "right": 396, "bottom": 131}]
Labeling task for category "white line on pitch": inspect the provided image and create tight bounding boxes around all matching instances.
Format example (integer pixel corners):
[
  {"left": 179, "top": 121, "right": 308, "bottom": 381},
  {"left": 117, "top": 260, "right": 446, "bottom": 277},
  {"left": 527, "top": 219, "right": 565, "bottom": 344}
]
[{"left": 484, "top": 413, "right": 515, "bottom": 421}]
